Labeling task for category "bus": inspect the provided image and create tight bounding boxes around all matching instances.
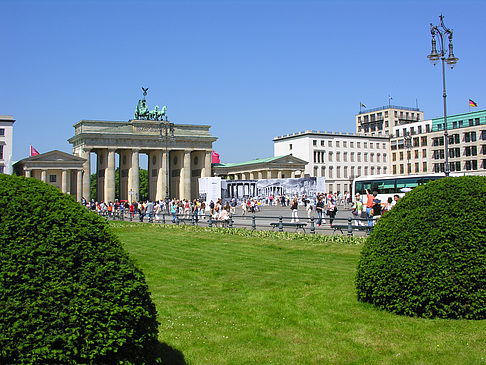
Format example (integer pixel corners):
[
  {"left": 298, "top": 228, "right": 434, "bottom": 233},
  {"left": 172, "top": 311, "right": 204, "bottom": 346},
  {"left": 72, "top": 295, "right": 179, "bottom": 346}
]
[{"left": 352, "top": 173, "right": 462, "bottom": 205}]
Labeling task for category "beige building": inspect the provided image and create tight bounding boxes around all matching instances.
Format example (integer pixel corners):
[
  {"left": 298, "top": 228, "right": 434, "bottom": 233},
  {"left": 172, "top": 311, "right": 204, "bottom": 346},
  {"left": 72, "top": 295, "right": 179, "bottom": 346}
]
[
  {"left": 68, "top": 119, "right": 217, "bottom": 202},
  {"left": 13, "top": 150, "right": 86, "bottom": 199},
  {"left": 390, "top": 119, "right": 433, "bottom": 175},
  {"left": 0, "top": 115, "right": 15, "bottom": 174},
  {"left": 273, "top": 130, "right": 389, "bottom": 193},
  {"left": 356, "top": 105, "right": 424, "bottom": 136}
]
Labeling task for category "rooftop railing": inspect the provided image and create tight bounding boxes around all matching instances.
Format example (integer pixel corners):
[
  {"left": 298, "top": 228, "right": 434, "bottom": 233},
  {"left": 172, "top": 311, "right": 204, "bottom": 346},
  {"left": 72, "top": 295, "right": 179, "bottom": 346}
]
[{"left": 357, "top": 105, "right": 421, "bottom": 115}]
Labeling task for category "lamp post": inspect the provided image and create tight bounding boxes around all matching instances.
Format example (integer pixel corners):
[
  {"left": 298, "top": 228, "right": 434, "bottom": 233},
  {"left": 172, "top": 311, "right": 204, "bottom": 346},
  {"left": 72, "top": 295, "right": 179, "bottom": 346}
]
[
  {"left": 404, "top": 131, "right": 412, "bottom": 174},
  {"left": 427, "top": 15, "right": 459, "bottom": 177},
  {"left": 159, "top": 121, "right": 175, "bottom": 200}
]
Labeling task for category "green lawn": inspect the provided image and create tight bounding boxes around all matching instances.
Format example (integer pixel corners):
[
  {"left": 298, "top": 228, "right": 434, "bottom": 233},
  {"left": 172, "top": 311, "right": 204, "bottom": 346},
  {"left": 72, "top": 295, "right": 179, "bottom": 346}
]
[{"left": 113, "top": 223, "right": 485, "bottom": 365}]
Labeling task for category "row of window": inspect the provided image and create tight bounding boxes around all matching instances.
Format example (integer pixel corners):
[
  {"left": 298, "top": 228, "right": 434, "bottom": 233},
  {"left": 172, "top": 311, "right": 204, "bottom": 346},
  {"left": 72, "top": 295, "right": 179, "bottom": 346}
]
[
  {"left": 391, "top": 136, "right": 428, "bottom": 150},
  {"left": 432, "top": 130, "right": 486, "bottom": 146},
  {"left": 313, "top": 150, "right": 388, "bottom": 163},
  {"left": 395, "top": 124, "right": 431, "bottom": 137},
  {"left": 314, "top": 165, "right": 388, "bottom": 179},
  {"left": 433, "top": 160, "right": 485, "bottom": 172},
  {"left": 358, "top": 111, "right": 421, "bottom": 123},
  {"left": 432, "top": 145, "right": 486, "bottom": 159},
  {"left": 308, "top": 140, "right": 387, "bottom": 149},
  {"left": 436, "top": 118, "right": 481, "bottom": 131},
  {"left": 0, "top": 128, "right": 5, "bottom": 136},
  {"left": 392, "top": 149, "right": 428, "bottom": 161},
  {"left": 392, "top": 162, "right": 428, "bottom": 175},
  {"left": 362, "top": 123, "right": 383, "bottom": 133}
]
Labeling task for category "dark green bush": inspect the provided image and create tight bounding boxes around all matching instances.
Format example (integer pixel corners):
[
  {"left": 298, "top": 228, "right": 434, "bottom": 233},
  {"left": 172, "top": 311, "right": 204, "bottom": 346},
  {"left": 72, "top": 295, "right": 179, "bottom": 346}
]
[
  {"left": 0, "top": 174, "right": 159, "bottom": 363},
  {"left": 356, "top": 176, "right": 486, "bottom": 319}
]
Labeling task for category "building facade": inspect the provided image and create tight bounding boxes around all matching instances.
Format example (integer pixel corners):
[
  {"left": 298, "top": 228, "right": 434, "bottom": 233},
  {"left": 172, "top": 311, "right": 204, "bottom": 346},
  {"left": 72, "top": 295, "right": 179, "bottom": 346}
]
[
  {"left": 0, "top": 115, "right": 15, "bottom": 174},
  {"left": 429, "top": 109, "right": 486, "bottom": 174},
  {"left": 13, "top": 150, "right": 86, "bottom": 199},
  {"left": 273, "top": 130, "right": 389, "bottom": 193},
  {"left": 390, "top": 119, "right": 433, "bottom": 175},
  {"left": 356, "top": 105, "right": 424, "bottom": 136},
  {"left": 68, "top": 119, "right": 217, "bottom": 202},
  {"left": 389, "top": 110, "right": 486, "bottom": 176}
]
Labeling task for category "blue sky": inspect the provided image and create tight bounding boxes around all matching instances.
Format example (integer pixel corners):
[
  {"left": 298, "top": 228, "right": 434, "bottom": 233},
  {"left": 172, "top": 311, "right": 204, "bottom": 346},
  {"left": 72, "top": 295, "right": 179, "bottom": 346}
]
[{"left": 2, "top": 0, "right": 485, "bottom": 164}]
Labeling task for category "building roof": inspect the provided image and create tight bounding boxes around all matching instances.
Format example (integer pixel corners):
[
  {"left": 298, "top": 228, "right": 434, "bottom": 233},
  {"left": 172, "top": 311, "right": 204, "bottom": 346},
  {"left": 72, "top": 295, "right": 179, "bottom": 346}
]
[
  {"left": 214, "top": 156, "right": 287, "bottom": 168},
  {"left": 356, "top": 105, "right": 421, "bottom": 115},
  {"left": 13, "top": 150, "right": 86, "bottom": 167},
  {"left": 273, "top": 130, "right": 390, "bottom": 141},
  {"left": 213, "top": 155, "right": 307, "bottom": 168}
]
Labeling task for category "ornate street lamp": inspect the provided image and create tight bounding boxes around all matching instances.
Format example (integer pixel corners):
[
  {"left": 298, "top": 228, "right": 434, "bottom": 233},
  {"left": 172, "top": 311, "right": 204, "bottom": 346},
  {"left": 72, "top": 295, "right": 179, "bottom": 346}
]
[
  {"left": 427, "top": 15, "right": 458, "bottom": 176},
  {"left": 404, "top": 132, "right": 412, "bottom": 174},
  {"left": 159, "top": 121, "right": 175, "bottom": 200}
]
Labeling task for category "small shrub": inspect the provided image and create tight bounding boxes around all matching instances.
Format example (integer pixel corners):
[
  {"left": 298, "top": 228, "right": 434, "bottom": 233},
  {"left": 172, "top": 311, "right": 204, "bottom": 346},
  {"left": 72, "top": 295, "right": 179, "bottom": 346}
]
[
  {"left": 356, "top": 176, "right": 486, "bottom": 319},
  {"left": 0, "top": 175, "right": 159, "bottom": 363}
]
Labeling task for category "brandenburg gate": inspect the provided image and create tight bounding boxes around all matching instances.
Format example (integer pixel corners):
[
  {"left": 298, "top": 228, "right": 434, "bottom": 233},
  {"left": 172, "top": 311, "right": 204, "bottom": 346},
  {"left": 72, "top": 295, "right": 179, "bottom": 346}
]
[{"left": 68, "top": 91, "right": 217, "bottom": 203}]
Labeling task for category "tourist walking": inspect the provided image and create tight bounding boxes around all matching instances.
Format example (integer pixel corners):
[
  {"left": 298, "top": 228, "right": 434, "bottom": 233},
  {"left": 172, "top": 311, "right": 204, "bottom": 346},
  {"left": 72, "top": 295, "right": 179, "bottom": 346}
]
[
  {"left": 327, "top": 198, "right": 337, "bottom": 227},
  {"left": 365, "top": 189, "right": 377, "bottom": 230},
  {"left": 316, "top": 197, "right": 325, "bottom": 226},
  {"left": 145, "top": 200, "right": 154, "bottom": 222},
  {"left": 290, "top": 198, "right": 299, "bottom": 223},
  {"left": 352, "top": 194, "right": 364, "bottom": 226}
]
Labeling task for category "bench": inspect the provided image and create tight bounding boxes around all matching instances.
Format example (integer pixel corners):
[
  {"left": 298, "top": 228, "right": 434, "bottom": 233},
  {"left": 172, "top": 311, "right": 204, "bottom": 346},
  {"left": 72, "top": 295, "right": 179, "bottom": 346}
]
[
  {"left": 270, "top": 222, "right": 307, "bottom": 233},
  {"left": 332, "top": 224, "right": 370, "bottom": 236},
  {"left": 176, "top": 217, "right": 198, "bottom": 225}
]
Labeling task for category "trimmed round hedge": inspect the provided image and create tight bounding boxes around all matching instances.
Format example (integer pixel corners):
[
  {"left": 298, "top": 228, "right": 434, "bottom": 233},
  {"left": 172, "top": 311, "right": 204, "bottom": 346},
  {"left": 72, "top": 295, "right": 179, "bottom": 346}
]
[
  {"left": 356, "top": 176, "right": 486, "bottom": 319},
  {"left": 0, "top": 175, "right": 159, "bottom": 363}
]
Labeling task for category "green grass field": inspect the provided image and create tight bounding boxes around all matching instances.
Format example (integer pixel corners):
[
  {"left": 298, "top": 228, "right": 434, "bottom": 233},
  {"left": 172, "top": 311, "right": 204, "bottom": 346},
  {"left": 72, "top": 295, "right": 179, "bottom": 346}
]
[{"left": 113, "top": 223, "right": 485, "bottom": 365}]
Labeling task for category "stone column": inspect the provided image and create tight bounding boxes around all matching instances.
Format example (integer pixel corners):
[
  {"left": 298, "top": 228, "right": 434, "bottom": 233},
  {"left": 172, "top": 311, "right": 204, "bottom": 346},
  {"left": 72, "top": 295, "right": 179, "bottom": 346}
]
[
  {"left": 249, "top": 172, "right": 255, "bottom": 180},
  {"left": 257, "top": 171, "right": 263, "bottom": 179},
  {"left": 61, "top": 169, "right": 68, "bottom": 194},
  {"left": 156, "top": 150, "right": 166, "bottom": 201},
  {"left": 77, "top": 170, "right": 83, "bottom": 202},
  {"left": 291, "top": 171, "right": 296, "bottom": 178},
  {"left": 41, "top": 169, "right": 47, "bottom": 183},
  {"left": 129, "top": 149, "right": 140, "bottom": 202},
  {"left": 277, "top": 170, "right": 283, "bottom": 179},
  {"left": 180, "top": 150, "right": 191, "bottom": 200},
  {"left": 266, "top": 170, "right": 272, "bottom": 179},
  {"left": 202, "top": 150, "right": 212, "bottom": 177},
  {"left": 105, "top": 149, "right": 116, "bottom": 202},
  {"left": 25, "top": 169, "right": 31, "bottom": 177},
  {"left": 81, "top": 148, "right": 91, "bottom": 201}
]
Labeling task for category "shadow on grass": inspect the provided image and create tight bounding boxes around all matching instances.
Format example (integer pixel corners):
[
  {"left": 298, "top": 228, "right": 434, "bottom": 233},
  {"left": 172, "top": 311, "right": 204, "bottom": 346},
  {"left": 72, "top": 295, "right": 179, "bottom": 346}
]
[{"left": 152, "top": 341, "right": 187, "bottom": 365}]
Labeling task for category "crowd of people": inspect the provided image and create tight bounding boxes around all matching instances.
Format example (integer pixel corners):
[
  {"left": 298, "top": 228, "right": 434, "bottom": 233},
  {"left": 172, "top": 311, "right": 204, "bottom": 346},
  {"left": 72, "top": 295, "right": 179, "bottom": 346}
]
[
  {"left": 81, "top": 190, "right": 395, "bottom": 232},
  {"left": 80, "top": 196, "right": 267, "bottom": 225},
  {"left": 351, "top": 190, "right": 400, "bottom": 229}
]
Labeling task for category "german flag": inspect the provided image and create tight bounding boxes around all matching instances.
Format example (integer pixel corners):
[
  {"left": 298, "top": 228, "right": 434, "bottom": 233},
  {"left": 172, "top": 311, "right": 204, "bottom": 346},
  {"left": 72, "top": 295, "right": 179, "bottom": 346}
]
[{"left": 469, "top": 99, "right": 478, "bottom": 107}]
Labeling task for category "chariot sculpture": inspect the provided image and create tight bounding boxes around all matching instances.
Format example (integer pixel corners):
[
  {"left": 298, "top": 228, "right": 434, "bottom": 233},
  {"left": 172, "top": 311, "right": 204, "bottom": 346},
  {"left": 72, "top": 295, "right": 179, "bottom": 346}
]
[{"left": 134, "top": 87, "right": 168, "bottom": 121}]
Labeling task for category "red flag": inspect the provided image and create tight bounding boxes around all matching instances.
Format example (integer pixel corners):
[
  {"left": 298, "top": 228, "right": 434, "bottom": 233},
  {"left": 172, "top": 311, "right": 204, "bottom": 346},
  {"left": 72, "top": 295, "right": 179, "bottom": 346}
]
[
  {"left": 30, "top": 145, "right": 40, "bottom": 156},
  {"left": 211, "top": 151, "right": 220, "bottom": 164}
]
